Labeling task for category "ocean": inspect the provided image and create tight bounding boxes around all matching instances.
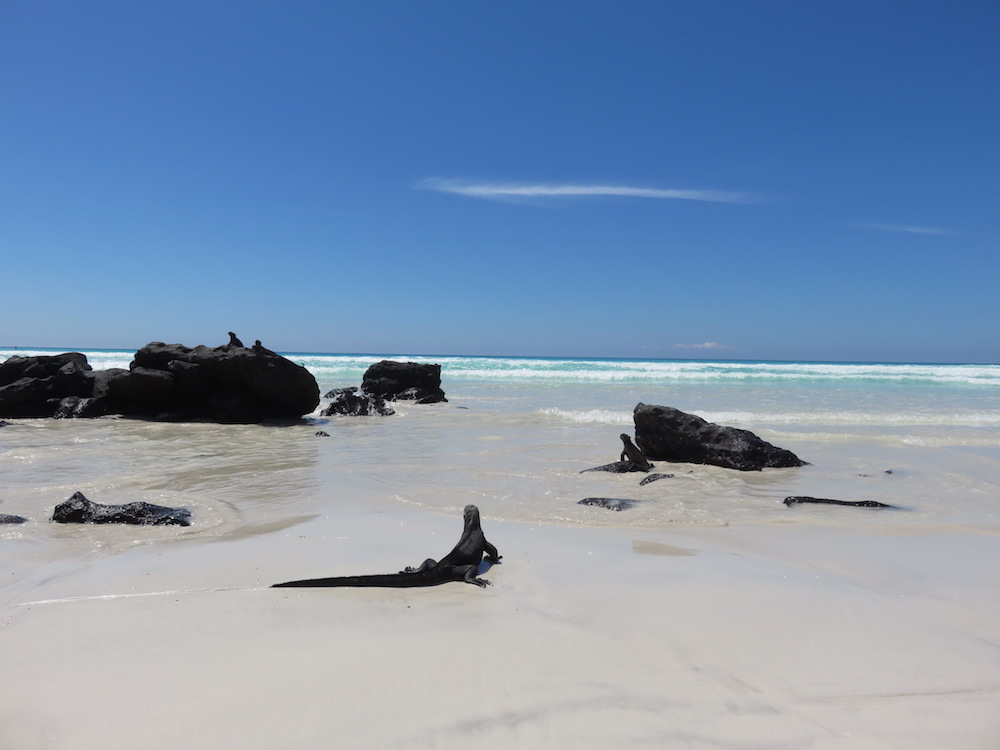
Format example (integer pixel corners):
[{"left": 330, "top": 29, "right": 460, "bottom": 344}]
[{"left": 2, "top": 348, "right": 998, "bottom": 545}]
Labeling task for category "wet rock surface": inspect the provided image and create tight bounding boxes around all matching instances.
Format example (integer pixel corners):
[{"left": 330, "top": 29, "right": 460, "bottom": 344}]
[
  {"left": 633, "top": 403, "right": 806, "bottom": 471},
  {"left": 51, "top": 491, "right": 193, "bottom": 526}
]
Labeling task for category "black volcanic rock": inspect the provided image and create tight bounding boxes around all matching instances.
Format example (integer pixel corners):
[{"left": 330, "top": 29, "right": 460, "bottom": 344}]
[
  {"left": 0, "top": 352, "right": 91, "bottom": 386},
  {"left": 639, "top": 473, "right": 674, "bottom": 485},
  {"left": 361, "top": 360, "right": 446, "bottom": 403},
  {"left": 117, "top": 340, "right": 319, "bottom": 422},
  {"left": 0, "top": 353, "right": 95, "bottom": 417},
  {"left": 111, "top": 341, "right": 319, "bottom": 422},
  {"left": 321, "top": 387, "right": 395, "bottom": 417},
  {"left": 0, "top": 337, "right": 320, "bottom": 423},
  {"left": 633, "top": 403, "right": 806, "bottom": 471},
  {"left": 0, "top": 513, "right": 28, "bottom": 524},
  {"left": 54, "top": 396, "right": 100, "bottom": 418},
  {"left": 578, "top": 497, "right": 636, "bottom": 511},
  {"left": 51, "top": 491, "right": 192, "bottom": 526}
]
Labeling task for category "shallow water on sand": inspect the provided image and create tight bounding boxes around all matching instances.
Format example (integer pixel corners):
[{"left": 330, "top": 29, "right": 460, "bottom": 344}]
[
  {"left": 3, "top": 377, "right": 998, "bottom": 531},
  {"left": 2, "top": 353, "right": 999, "bottom": 583}
]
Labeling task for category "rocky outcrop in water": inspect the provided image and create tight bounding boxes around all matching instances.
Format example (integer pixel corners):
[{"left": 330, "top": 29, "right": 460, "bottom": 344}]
[
  {"left": 0, "top": 335, "right": 320, "bottom": 423},
  {"left": 0, "top": 513, "right": 27, "bottom": 524},
  {"left": 51, "top": 491, "right": 192, "bottom": 526},
  {"left": 321, "top": 387, "right": 395, "bottom": 417},
  {"left": 361, "top": 360, "right": 447, "bottom": 404},
  {"left": 633, "top": 403, "right": 806, "bottom": 471}
]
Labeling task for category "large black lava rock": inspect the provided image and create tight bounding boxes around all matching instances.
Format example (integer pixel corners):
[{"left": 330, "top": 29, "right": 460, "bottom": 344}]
[
  {"left": 51, "top": 491, "right": 192, "bottom": 526},
  {"left": 361, "top": 360, "right": 447, "bottom": 404},
  {"left": 116, "top": 340, "right": 319, "bottom": 422},
  {"left": 0, "top": 336, "right": 320, "bottom": 423},
  {"left": 633, "top": 403, "right": 806, "bottom": 471},
  {"left": 0, "top": 353, "right": 95, "bottom": 417}
]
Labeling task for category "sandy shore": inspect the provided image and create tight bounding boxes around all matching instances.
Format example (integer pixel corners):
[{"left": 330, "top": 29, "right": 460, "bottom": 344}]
[{"left": 2, "top": 510, "right": 999, "bottom": 749}]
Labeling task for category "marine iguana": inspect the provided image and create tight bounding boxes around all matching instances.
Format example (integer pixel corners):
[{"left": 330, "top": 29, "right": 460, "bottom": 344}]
[
  {"left": 252, "top": 339, "right": 278, "bottom": 356},
  {"left": 272, "top": 504, "right": 501, "bottom": 589},
  {"left": 783, "top": 496, "right": 896, "bottom": 509},
  {"left": 619, "top": 433, "right": 653, "bottom": 472}
]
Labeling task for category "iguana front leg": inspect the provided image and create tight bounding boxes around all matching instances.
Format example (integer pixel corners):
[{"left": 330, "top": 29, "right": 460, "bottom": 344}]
[{"left": 459, "top": 565, "right": 491, "bottom": 587}]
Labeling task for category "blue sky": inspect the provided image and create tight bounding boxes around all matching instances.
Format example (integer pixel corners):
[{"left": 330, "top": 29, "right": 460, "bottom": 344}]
[{"left": 2, "top": 1, "right": 998, "bottom": 363}]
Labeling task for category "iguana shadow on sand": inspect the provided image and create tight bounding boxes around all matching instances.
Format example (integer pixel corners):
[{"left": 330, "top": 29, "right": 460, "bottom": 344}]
[{"left": 272, "top": 504, "right": 501, "bottom": 589}]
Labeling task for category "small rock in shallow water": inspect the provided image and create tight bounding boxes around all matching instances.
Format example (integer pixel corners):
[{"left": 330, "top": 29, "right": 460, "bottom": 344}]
[
  {"left": 0, "top": 513, "right": 27, "bottom": 524},
  {"left": 639, "top": 473, "right": 674, "bottom": 485},
  {"left": 51, "top": 491, "right": 192, "bottom": 526},
  {"left": 578, "top": 498, "right": 637, "bottom": 511}
]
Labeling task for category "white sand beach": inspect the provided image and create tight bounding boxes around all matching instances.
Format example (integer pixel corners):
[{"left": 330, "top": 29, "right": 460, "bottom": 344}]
[{"left": 3, "top": 507, "right": 998, "bottom": 750}]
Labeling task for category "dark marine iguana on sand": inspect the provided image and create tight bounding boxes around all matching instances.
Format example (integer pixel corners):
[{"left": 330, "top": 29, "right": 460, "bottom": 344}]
[{"left": 272, "top": 505, "right": 501, "bottom": 589}]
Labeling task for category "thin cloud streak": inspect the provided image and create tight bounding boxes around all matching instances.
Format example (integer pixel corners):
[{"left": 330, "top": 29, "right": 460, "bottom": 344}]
[
  {"left": 417, "top": 178, "right": 760, "bottom": 204},
  {"left": 851, "top": 222, "right": 953, "bottom": 236}
]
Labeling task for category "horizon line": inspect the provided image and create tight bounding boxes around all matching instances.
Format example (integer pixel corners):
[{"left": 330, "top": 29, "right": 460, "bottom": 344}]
[{"left": 2, "top": 344, "right": 995, "bottom": 368}]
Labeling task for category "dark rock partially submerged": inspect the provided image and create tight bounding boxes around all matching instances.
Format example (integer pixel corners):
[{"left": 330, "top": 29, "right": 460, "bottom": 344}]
[
  {"left": 321, "top": 387, "right": 395, "bottom": 417},
  {"left": 783, "top": 496, "right": 895, "bottom": 509},
  {"left": 51, "top": 491, "right": 192, "bottom": 526},
  {"left": 633, "top": 403, "right": 806, "bottom": 471},
  {"left": 639, "top": 473, "right": 675, "bottom": 485},
  {"left": 362, "top": 360, "right": 447, "bottom": 404},
  {"left": 578, "top": 498, "right": 637, "bottom": 511},
  {"left": 0, "top": 513, "right": 27, "bottom": 524}
]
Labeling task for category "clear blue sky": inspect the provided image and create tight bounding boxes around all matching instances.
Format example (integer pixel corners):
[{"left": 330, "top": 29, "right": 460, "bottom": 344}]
[{"left": 2, "top": 1, "right": 997, "bottom": 363}]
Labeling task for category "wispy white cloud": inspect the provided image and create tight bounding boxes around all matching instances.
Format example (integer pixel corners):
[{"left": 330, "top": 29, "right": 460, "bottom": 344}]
[
  {"left": 417, "top": 178, "right": 759, "bottom": 204},
  {"left": 674, "top": 342, "right": 730, "bottom": 350},
  {"left": 850, "top": 222, "right": 953, "bottom": 236}
]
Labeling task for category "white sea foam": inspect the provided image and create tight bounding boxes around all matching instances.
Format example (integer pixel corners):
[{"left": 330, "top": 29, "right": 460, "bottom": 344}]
[
  {"left": 297, "top": 355, "right": 1000, "bottom": 389},
  {"left": 5, "top": 349, "right": 998, "bottom": 388},
  {"left": 539, "top": 408, "right": 632, "bottom": 425},
  {"left": 538, "top": 407, "right": 1000, "bottom": 432}
]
